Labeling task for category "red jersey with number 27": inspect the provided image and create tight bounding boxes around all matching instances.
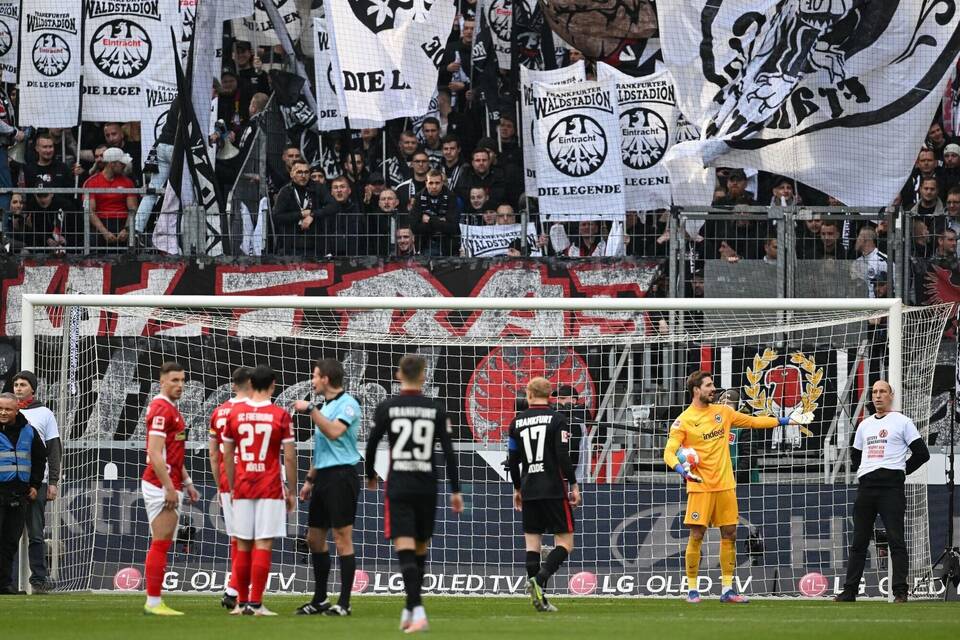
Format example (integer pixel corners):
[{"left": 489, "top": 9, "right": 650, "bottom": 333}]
[
  {"left": 222, "top": 399, "right": 293, "bottom": 499},
  {"left": 142, "top": 395, "right": 187, "bottom": 490},
  {"left": 209, "top": 398, "right": 243, "bottom": 493}
]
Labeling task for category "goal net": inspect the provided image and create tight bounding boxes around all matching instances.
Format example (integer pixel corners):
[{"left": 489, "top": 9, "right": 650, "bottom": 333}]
[{"left": 17, "top": 295, "right": 951, "bottom": 599}]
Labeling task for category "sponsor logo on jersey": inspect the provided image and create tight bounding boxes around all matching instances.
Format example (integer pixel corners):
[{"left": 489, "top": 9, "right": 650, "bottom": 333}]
[
  {"left": 690, "top": 511, "right": 700, "bottom": 521},
  {"left": 879, "top": 428, "right": 888, "bottom": 438}
]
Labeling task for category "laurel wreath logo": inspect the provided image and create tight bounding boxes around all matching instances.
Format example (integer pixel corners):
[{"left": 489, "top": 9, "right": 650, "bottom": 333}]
[{"left": 744, "top": 348, "right": 823, "bottom": 416}]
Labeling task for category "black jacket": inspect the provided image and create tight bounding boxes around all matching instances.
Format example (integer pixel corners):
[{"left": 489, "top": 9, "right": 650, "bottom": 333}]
[
  {"left": 412, "top": 187, "right": 460, "bottom": 256},
  {"left": 272, "top": 182, "right": 337, "bottom": 256},
  {"left": 0, "top": 413, "right": 46, "bottom": 499}
]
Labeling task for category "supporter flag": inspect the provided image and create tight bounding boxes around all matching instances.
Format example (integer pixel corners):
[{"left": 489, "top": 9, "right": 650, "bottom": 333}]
[
  {"left": 459, "top": 222, "right": 542, "bottom": 257},
  {"left": 659, "top": 1, "right": 960, "bottom": 206},
  {"left": 312, "top": 15, "right": 381, "bottom": 131},
  {"left": 140, "top": 79, "right": 177, "bottom": 172},
  {"left": 18, "top": 0, "right": 82, "bottom": 128},
  {"left": 82, "top": 0, "right": 179, "bottom": 121},
  {"left": 600, "top": 38, "right": 662, "bottom": 78},
  {"left": 169, "top": 29, "right": 226, "bottom": 255},
  {"left": 325, "top": 0, "right": 456, "bottom": 122},
  {"left": 476, "top": 0, "right": 512, "bottom": 72},
  {"left": 598, "top": 62, "right": 712, "bottom": 211},
  {"left": 232, "top": 0, "right": 301, "bottom": 48},
  {"left": 0, "top": 0, "right": 20, "bottom": 83},
  {"left": 532, "top": 79, "right": 625, "bottom": 221},
  {"left": 511, "top": 0, "right": 555, "bottom": 73},
  {"left": 520, "top": 61, "right": 585, "bottom": 198}
]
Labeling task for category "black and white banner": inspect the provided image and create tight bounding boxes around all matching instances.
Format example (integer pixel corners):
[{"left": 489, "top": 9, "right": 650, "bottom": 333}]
[
  {"left": 325, "top": 0, "right": 456, "bottom": 122},
  {"left": 312, "top": 16, "right": 381, "bottom": 131},
  {"left": 18, "top": 0, "right": 82, "bottom": 128},
  {"left": 477, "top": 0, "right": 512, "bottom": 71},
  {"left": 140, "top": 78, "right": 177, "bottom": 169},
  {"left": 659, "top": 1, "right": 960, "bottom": 207},
  {"left": 520, "top": 61, "right": 585, "bottom": 197},
  {"left": 233, "top": 0, "right": 301, "bottom": 48},
  {"left": 598, "top": 62, "right": 709, "bottom": 211},
  {"left": 82, "top": 0, "right": 179, "bottom": 120},
  {"left": 0, "top": 0, "right": 19, "bottom": 83},
  {"left": 459, "top": 222, "right": 542, "bottom": 257},
  {"left": 533, "top": 79, "right": 625, "bottom": 221}
]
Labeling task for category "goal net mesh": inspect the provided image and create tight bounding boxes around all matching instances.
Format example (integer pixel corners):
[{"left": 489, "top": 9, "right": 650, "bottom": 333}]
[{"left": 22, "top": 300, "right": 951, "bottom": 598}]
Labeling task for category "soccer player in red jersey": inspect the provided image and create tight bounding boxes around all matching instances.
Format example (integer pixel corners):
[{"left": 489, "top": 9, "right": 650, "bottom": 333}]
[
  {"left": 222, "top": 365, "right": 297, "bottom": 616},
  {"left": 208, "top": 366, "right": 252, "bottom": 611},
  {"left": 141, "top": 362, "right": 199, "bottom": 616}
]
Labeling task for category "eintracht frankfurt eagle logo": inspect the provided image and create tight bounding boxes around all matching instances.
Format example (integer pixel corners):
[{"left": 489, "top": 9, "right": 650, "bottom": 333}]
[
  {"left": 349, "top": 0, "right": 433, "bottom": 34},
  {"left": 620, "top": 107, "right": 668, "bottom": 170},
  {"left": 487, "top": 0, "right": 512, "bottom": 40},
  {"left": 0, "top": 20, "right": 11, "bottom": 57},
  {"left": 90, "top": 19, "right": 151, "bottom": 80},
  {"left": 32, "top": 34, "right": 71, "bottom": 77},
  {"left": 547, "top": 114, "right": 608, "bottom": 177}
]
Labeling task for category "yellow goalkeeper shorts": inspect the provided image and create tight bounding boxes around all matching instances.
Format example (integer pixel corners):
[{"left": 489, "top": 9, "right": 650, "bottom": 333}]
[{"left": 684, "top": 489, "right": 738, "bottom": 527}]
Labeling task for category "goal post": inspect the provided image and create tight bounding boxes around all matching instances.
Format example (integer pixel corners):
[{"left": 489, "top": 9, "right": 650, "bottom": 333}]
[{"left": 17, "top": 294, "right": 951, "bottom": 599}]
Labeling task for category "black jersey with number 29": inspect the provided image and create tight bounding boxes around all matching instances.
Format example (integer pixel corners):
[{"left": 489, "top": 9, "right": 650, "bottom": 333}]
[
  {"left": 508, "top": 406, "right": 577, "bottom": 501},
  {"left": 366, "top": 391, "right": 461, "bottom": 498}
]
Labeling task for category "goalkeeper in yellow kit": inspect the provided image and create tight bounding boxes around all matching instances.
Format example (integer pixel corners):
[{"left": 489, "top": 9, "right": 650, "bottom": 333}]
[{"left": 663, "top": 370, "right": 810, "bottom": 604}]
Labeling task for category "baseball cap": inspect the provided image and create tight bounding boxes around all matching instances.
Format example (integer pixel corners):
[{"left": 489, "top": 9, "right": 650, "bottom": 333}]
[
  {"left": 727, "top": 168, "right": 747, "bottom": 181},
  {"left": 102, "top": 147, "right": 132, "bottom": 165},
  {"left": 945, "top": 143, "right": 960, "bottom": 156}
]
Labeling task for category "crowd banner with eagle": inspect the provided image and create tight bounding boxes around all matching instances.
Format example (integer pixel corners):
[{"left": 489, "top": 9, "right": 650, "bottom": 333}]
[
  {"left": 532, "top": 78, "right": 626, "bottom": 221},
  {"left": 82, "top": 0, "right": 179, "bottom": 121},
  {"left": 0, "top": 0, "right": 20, "bottom": 83},
  {"left": 658, "top": 0, "right": 960, "bottom": 207},
  {"left": 520, "top": 61, "right": 585, "bottom": 198},
  {"left": 232, "top": 0, "right": 301, "bottom": 48},
  {"left": 18, "top": 0, "right": 83, "bottom": 128},
  {"left": 324, "top": 0, "right": 456, "bottom": 123}
]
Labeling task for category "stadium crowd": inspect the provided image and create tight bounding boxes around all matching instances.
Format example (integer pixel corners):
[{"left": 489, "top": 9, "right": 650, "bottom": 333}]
[{"left": 0, "top": 6, "right": 956, "bottom": 302}]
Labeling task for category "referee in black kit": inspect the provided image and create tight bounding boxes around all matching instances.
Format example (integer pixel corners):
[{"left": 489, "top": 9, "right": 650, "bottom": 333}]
[{"left": 835, "top": 380, "right": 930, "bottom": 603}]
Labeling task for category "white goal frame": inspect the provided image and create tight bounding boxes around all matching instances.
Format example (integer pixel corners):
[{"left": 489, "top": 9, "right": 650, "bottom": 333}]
[
  {"left": 18, "top": 294, "right": 908, "bottom": 600},
  {"left": 21, "top": 294, "right": 905, "bottom": 411}
]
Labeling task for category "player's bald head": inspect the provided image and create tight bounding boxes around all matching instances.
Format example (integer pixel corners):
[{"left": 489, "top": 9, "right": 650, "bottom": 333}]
[{"left": 872, "top": 380, "right": 894, "bottom": 395}]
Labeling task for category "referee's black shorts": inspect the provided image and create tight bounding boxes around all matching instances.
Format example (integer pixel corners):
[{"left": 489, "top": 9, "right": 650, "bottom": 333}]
[
  {"left": 522, "top": 498, "right": 575, "bottom": 535},
  {"left": 308, "top": 465, "right": 360, "bottom": 530},
  {"left": 384, "top": 493, "right": 437, "bottom": 541}
]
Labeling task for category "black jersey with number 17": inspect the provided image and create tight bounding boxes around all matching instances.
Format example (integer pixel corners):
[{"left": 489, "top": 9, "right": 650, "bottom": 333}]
[
  {"left": 366, "top": 391, "right": 461, "bottom": 499},
  {"left": 507, "top": 406, "right": 577, "bottom": 501}
]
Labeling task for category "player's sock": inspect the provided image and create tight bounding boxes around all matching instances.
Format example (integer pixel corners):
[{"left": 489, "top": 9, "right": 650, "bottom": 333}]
[
  {"left": 338, "top": 554, "right": 356, "bottom": 608},
  {"left": 234, "top": 548, "right": 252, "bottom": 603},
  {"left": 685, "top": 537, "right": 702, "bottom": 587},
  {"left": 398, "top": 550, "right": 423, "bottom": 610},
  {"left": 225, "top": 539, "right": 239, "bottom": 597},
  {"left": 145, "top": 539, "right": 172, "bottom": 604},
  {"left": 525, "top": 551, "right": 541, "bottom": 578},
  {"left": 536, "top": 546, "right": 569, "bottom": 589},
  {"left": 415, "top": 553, "right": 427, "bottom": 582},
  {"left": 250, "top": 548, "right": 272, "bottom": 605},
  {"left": 412, "top": 605, "right": 426, "bottom": 622},
  {"left": 720, "top": 539, "right": 736, "bottom": 593},
  {"left": 311, "top": 551, "right": 330, "bottom": 604}
]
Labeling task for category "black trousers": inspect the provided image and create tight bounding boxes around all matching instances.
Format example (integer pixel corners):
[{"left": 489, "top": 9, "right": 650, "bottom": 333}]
[
  {"left": 842, "top": 484, "right": 908, "bottom": 596},
  {"left": 0, "top": 500, "right": 26, "bottom": 590}
]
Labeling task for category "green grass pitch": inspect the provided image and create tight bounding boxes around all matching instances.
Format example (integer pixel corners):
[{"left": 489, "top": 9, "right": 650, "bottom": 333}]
[{"left": 1, "top": 594, "right": 959, "bottom": 639}]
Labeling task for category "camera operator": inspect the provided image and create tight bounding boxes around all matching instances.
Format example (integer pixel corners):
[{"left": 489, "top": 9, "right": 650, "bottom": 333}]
[{"left": 0, "top": 392, "right": 46, "bottom": 595}]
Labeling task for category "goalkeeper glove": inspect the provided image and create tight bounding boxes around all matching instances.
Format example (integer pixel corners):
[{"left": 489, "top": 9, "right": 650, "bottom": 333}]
[{"left": 673, "top": 463, "right": 703, "bottom": 483}]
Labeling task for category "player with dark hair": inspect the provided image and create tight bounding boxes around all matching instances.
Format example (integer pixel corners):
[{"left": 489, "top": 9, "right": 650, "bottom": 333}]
[
  {"left": 294, "top": 358, "right": 363, "bottom": 616},
  {"left": 208, "top": 366, "right": 252, "bottom": 610},
  {"left": 222, "top": 365, "right": 296, "bottom": 616},
  {"left": 366, "top": 355, "right": 463, "bottom": 633},
  {"left": 508, "top": 377, "right": 581, "bottom": 613},
  {"left": 141, "top": 361, "right": 200, "bottom": 615},
  {"left": 664, "top": 370, "right": 809, "bottom": 604}
]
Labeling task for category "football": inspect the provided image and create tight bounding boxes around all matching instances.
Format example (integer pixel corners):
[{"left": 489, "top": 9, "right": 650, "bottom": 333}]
[{"left": 677, "top": 447, "right": 699, "bottom": 471}]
